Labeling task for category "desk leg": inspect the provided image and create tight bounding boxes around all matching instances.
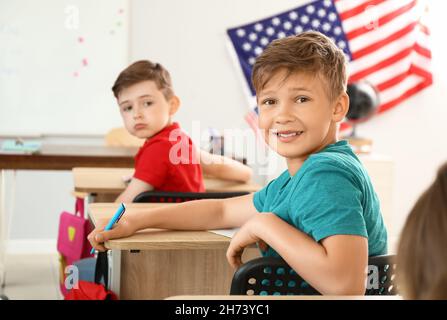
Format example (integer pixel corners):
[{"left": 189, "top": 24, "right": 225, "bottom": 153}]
[
  {"left": 108, "top": 249, "right": 121, "bottom": 297},
  {"left": 0, "top": 170, "right": 6, "bottom": 291},
  {"left": 0, "top": 170, "right": 16, "bottom": 295}
]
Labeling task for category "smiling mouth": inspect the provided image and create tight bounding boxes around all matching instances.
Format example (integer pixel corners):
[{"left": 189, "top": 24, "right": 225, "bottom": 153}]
[{"left": 273, "top": 130, "right": 304, "bottom": 138}]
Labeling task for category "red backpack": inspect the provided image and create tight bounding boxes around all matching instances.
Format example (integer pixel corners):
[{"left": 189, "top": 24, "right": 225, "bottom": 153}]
[{"left": 65, "top": 251, "right": 118, "bottom": 300}]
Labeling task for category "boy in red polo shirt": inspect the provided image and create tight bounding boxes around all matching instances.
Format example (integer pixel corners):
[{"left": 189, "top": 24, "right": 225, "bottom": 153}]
[
  {"left": 133, "top": 122, "right": 203, "bottom": 193},
  {"left": 112, "top": 60, "right": 252, "bottom": 202}
]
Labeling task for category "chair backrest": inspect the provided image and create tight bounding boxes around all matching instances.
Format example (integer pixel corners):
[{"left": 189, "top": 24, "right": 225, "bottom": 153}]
[
  {"left": 365, "top": 254, "right": 397, "bottom": 295},
  {"left": 230, "top": 254, "right": 397, "bottom": 296},
  {"left": 133, "top": 191, "right": 250, "bottom": 203},
  {"left": 230, "top": 257, "right": 320, "bottom": 296}
]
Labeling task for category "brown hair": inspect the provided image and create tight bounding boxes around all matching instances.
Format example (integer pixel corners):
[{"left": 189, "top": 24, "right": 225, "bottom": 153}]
[
  {"left": 112, "top": 60, "right": 174, "bottom": 100},
  {"left": 396, "top": 162, "right": 447, "bottom": 299},
  {"left": 252, "top": 31, "right": 347, "bottom": 101}
]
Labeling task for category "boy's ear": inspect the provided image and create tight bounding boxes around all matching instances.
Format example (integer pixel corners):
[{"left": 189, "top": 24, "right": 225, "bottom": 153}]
[
  {"left": 332, "top": 92, "right": 349, "bottom": 122},
  {"left": 168, "top": 95, "right": 180, "bottom": 116}
]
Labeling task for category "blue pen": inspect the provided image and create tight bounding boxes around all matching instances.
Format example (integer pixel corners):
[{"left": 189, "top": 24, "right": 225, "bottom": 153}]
[{"left": 90, "top": 203, "right": 126, "bottom": 254}]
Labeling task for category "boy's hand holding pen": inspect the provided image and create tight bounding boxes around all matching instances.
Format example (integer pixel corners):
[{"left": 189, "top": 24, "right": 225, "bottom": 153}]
[{"left": 88, "top": 203, "right": 131, "bottom": 253}]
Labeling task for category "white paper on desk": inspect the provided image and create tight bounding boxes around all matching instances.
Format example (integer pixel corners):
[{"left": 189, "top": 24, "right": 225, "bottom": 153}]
[{"left": 208, "top": 228, "right": 239, "bottom": 238}]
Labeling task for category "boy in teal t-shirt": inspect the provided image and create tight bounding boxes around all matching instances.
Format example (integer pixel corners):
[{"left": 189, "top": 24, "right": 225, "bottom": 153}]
[
  {"left": 89, "top": 31, "right": 388, "bottom": 295},
  {"left": 254, "top": 140, "right": 387, "bottom": 258}
]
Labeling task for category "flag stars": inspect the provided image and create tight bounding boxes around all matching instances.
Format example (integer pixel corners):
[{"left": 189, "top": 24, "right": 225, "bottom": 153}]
[
  {"left": 300, "top": 15, "right": 309, "bottom": 24},
  {"left": 230, "top": 3, "right": 354, "bottom": 73},
  {"left": 289, "top": 11, "right": 298, "bottom": 20},
  {"left": 260, "top": 37, "right": 269, "bottom": 46},
  {"left": 283, "top": 21, "right": 292, "bottom": 30},
  {"left": 277, "top": 31, "right": 286, "bottom": 38},
  {"left": 236, "top": 29, "right": 246, "bottom": 37},
  {"left": 243, "top": 42, "right": 252, "bottom": 51},
  {"left": 294, "top": 25, "right": 303, "bottom": 34},
  {"left": 249, "top": 33, "right": 258, "bottom": 41},
  {"left": 318, "top": 9, "right": 327, "bottom": 18},
  {"left": 272, "top": 17, "right": 281, "bottom": 26},
  {"left": 306, "top": 5, "right": 315, "bottom": 14},
  {"left": 328, "top": 12, "right": 337, "bottom": 22}
]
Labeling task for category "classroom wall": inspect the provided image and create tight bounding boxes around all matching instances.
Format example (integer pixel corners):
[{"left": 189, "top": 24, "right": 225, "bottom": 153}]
[
  {"left": 356, "top": 0, "right": 447, "bottom": 236},
  {"left": 6, "top": 0, "right": 447, "bottom": 250},
  {"left": 0, "top": 0, "right": 129, "bottom": 136}
]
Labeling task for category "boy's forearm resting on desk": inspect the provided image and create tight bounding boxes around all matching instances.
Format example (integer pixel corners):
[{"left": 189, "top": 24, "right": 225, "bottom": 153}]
[
  {"left": 89, "top": 194, "right": 257, "bottom": 251},
  {"left": 131, "top": 194, "right": 256, "bottom": 230},
  {"left": 227, "top": 213, "right": 368, "bottom": 295}
]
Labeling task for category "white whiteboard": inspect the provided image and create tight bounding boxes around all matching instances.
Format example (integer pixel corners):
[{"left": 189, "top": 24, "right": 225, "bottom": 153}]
[{"left": 0, "top": 0, "right": 129, "bottom": 136}]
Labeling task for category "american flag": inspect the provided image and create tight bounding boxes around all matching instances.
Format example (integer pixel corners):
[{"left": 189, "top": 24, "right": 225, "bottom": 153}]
[{"left": 227, "top": 0, "right": 432, "bottom": 132}]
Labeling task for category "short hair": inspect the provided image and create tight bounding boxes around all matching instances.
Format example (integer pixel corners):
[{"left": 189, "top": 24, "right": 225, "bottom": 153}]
[
  {"left": 396, "top": 162, "right": 447, "bottom": 299},
  {"left": 112, "top": 60, "right": 174, "bottom": 100},
  {"left": 251, "top": 31, "right": 348, "bottom": 101}
]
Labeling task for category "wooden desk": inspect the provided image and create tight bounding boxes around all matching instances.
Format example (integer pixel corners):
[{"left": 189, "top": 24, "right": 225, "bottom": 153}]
[
  {"left": 0, "top": 143, "right": 136, "bottom": 294},
  {"left": 89, "top": 203, "right": 260, "bottom": 300},
  {"left": 73, "top": 167, "right": 261, "bottom": 195},
  {"left": 0, "top": 144, "right": 136, "bottom": 170}
]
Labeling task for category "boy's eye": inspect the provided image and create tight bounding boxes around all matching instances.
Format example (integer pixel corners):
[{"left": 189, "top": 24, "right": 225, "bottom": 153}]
[
  {"left": 122, "top": 106, "right": 132, "bottom": 112},
  {"left": 261, "top": 99, "right": 276, "bottom": 106},
  {"left": 143, "top": 101, "right": 153, "bottom": 107},
  {"left": 296, "top": 96, "right": 309, "bottom": 103}
]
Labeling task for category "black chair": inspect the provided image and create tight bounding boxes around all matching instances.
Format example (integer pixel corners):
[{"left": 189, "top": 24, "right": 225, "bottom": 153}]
[
  {"left": 230, "top": 254, "right": 397, "bottom": 296},
  {"left": 366, "top": 255, "right": 397, "bottom": 295},
  {"left": 133, "top": 191, "right": 250, "bottom": 203}
]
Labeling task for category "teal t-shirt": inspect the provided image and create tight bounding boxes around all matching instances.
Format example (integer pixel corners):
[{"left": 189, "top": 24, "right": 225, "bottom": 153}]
[{"left": 253, "top": 140, "right": 388, "bottom": 257}]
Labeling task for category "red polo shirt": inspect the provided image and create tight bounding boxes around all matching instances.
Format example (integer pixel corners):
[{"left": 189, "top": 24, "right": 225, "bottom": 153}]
[{"left": 133, "top": 122, "right": 205, "bottom": 192}]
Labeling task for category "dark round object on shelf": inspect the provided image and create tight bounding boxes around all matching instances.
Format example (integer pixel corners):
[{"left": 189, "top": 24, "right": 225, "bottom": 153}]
[{"left": 346, "top": 82, "right": 380, "bottom": 122}]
